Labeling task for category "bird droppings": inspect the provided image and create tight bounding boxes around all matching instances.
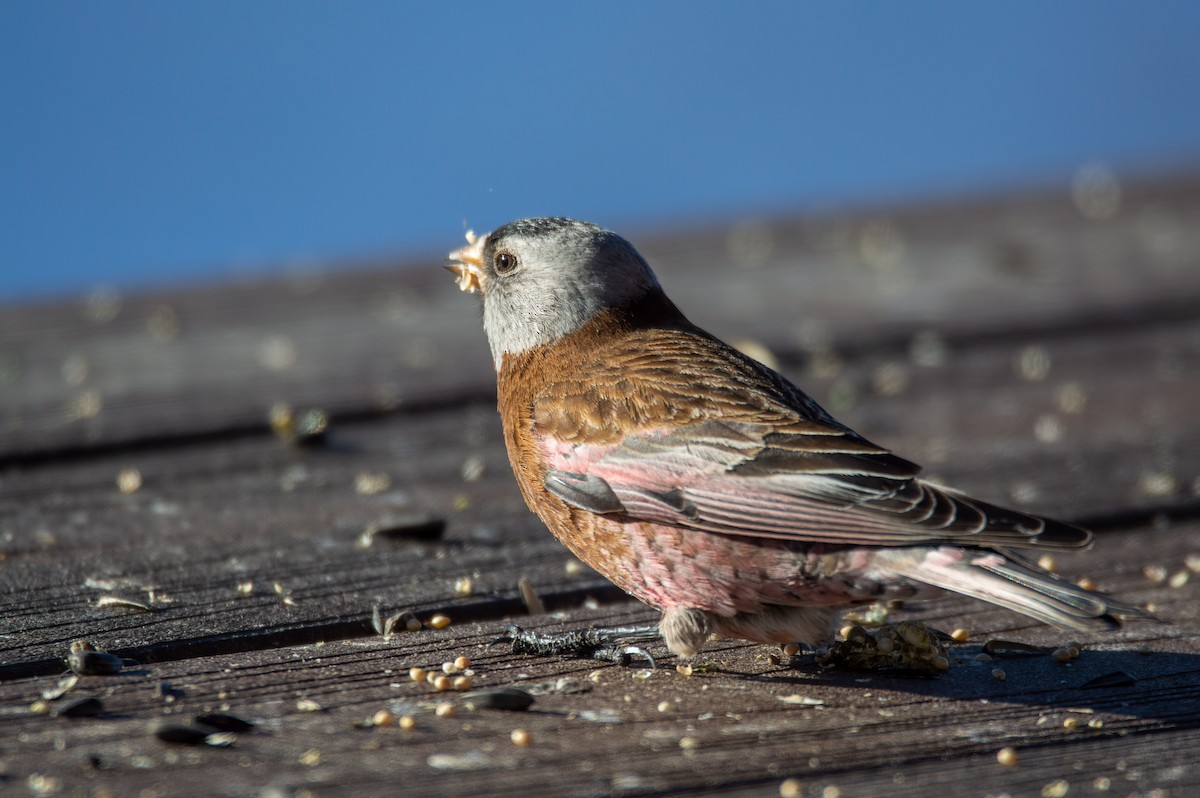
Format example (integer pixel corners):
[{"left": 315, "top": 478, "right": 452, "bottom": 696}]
[
  {"left": 996, "top": 747, "right": 1019, "bottom": 767},
  {"left": 295, "top": 699, "right": 322, "bottom": 712},
  {"left": 676, "top": 664, "right": 694, "bottom": 677},
  {"left": 821, "top": 622, "right": 949, "bottom": 673}
]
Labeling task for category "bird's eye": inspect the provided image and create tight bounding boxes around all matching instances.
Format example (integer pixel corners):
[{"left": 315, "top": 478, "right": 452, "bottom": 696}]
[{"left": 493, "top": 250, "right": 518, "bottom": 275}]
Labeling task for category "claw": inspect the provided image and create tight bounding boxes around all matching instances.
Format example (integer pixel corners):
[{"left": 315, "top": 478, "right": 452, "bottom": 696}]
[{"left": 499, "top": 623, "right": 661, "bottom": 667}]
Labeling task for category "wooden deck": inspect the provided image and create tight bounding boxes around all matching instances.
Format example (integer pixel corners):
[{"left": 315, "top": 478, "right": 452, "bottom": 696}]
[{"left": 2, "top": 175, "right": 1199, "bottom": 797}]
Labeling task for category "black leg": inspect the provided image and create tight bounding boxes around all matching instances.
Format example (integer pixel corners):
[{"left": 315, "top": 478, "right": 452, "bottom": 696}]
[{"left": 497, "top": 623, "right": 661, "bottom": 668}]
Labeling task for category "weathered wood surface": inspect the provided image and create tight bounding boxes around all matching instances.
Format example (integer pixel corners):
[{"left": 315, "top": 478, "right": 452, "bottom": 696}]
[{"left": 1, "top": 174, "right": 1199, "bottom": 796}]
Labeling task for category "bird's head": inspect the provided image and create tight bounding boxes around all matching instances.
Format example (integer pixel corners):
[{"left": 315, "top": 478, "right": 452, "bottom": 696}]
[{"left": 447, "top": 217, "right": 662, "bottom": 369}]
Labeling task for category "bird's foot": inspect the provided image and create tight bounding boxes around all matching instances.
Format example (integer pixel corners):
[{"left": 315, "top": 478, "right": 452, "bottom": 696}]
[{"left": 497, "top": 623, "right": 660, "bottom": 668}]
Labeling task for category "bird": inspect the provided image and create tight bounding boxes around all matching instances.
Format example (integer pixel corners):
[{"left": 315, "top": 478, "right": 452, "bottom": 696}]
[{"left": 446, "top": 217, "right": 1148, "bottom": 660}]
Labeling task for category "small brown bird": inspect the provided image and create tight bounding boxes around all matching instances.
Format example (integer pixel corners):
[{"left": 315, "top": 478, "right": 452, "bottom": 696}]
[{"left": 447, "top": 217, "right": 1147, "bottom": 660}]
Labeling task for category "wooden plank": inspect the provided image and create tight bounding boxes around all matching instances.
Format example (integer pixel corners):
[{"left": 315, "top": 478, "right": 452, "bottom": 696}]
[
  {"left": 0, "top": 520, "right": 1195, "bottom": 797},
  {"left": 3, "top": 311, "right": 1198, "bottom": 679},
  {"left": 4, "top": 174, "right": 1200, "bottom": 459}
]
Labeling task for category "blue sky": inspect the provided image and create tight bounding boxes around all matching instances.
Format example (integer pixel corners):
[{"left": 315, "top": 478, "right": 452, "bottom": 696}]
[{"left": 3, "top": 2, "right": 1200, "bottom": 302}]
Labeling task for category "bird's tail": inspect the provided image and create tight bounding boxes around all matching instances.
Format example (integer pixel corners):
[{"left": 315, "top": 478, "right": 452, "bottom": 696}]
[{"left": 877, "top": 546, "right": 1153, "bottom": 632}]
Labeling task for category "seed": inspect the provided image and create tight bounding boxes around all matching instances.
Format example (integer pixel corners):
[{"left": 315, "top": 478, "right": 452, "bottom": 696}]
[
  {"left": 511, "top": 728, "right": 533, "bottom": 747},
  {"left": 454, "top": 656, "right": 470, "bottom": 670},
  {"left": 1076, "top": 577, "right": 1096, "bottom": 591},
  {"left": 992, "top": 669, "right": 1007, "bottom": 681},
  {"left": 454, "top": 577, "right": 473, "bottom": 596},
  {"left": 1063, "top": 717, "right": 1080, "bottom": 731},
  {"left": 676, "top": 664, "right": 694, "bottom": 677},
  {"left": 931, "top": 655, "right": 949, "bottom": 671},
  {"left": 782, "top": 643, "right": 800, "bottom": 657},
  {"left": 1143, "top": 565, "right": 1168, "bottom": 584},
  {"left": 435, "top": 703, "right": 455, "bottom": 718},
  {"left": 564, "top": 558, "right": 586, "bottom": 577},
  {"left": 1088, "top": 719, "right": 1104, "bottom": 729},
  {"left": 1038, "top": 555, "right": 1058, "bottom": 573},
  {"left": 657, "top": 701, "right": 674, "bottom": 713},
  {"left": 452, "top": 676, "right": 473, "bottom": 691},
  {"left": 950, "top": 628, "right": 970, "bottom": 643},
  {"left": 996, "top": 747, "right": 1019, "bottom": 766},
  {"left": 1168, "top": 570, "right": 1189, "bottom": 589},
  {"left": 399, "top": 716, "right": 416, "bottom": 730},
  {"left": 1052, "top": 648, "right": 1074, "bottom": 663},
  {"left": 1041, "top": 779, "right": 1069, "bottom": 798},
  {"left": 428, "top": 614, "right": 451, "bottom": 630},
  {"left": 678, "top": 736, "right": 700, "bottom": 750},
  {"left": 409, "top": 667, "right": 428, "bottom": 684},
  {"left": 298, "top": 748, "right": 322, "bottom": 766},
  {"left": 433, "top": 675, "right": 452, "bottom": 692},
  {"left": 372, "top": 710, "right": 396, "bottom": 727},
  {"left": 296, "top": 699, "right": 322, "bottom": 712},
  {"left": 116, "top": 467, "right": 143, "bottom": 494},
  {"left": 442, "top": 661, "right": 460, "bottom": 675},
  {"left": 780, "top": 778, "right": 805, "bottom": 798}
]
